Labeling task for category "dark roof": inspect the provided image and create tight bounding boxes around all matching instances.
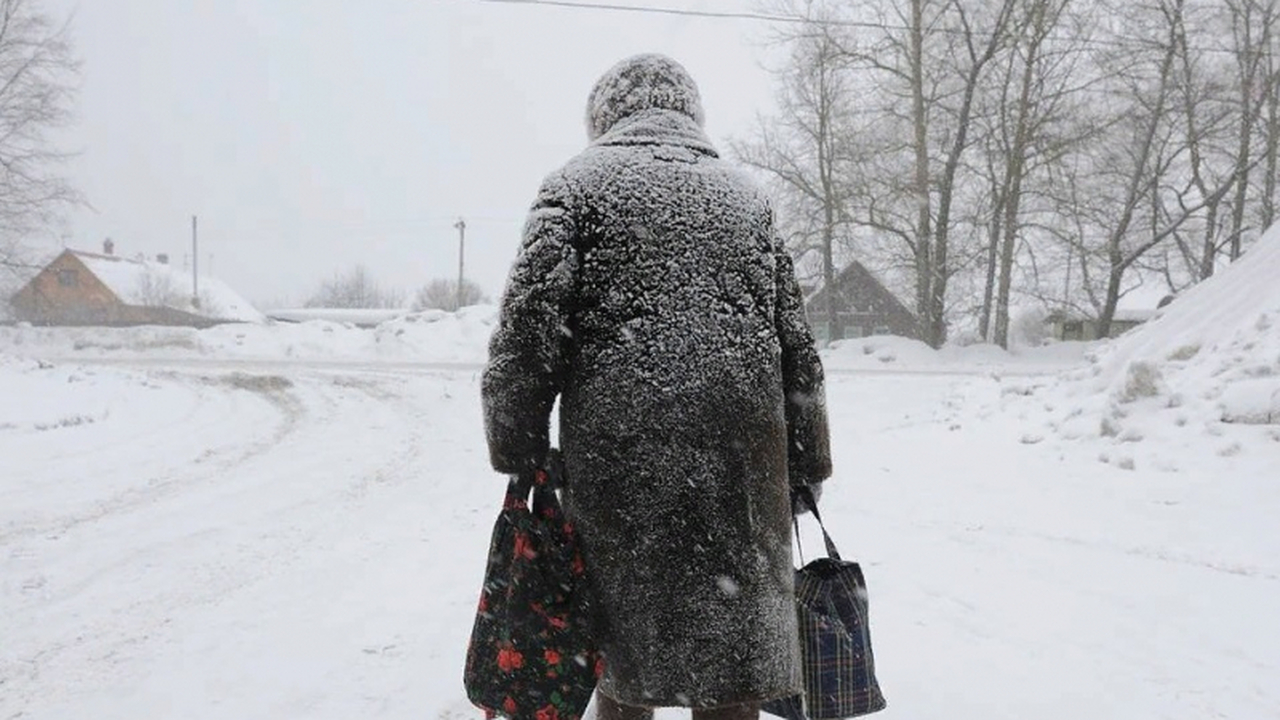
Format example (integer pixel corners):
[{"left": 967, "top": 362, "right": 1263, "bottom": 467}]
[{"left": 804, "top": 259, "right": 916, "bottom": 319}]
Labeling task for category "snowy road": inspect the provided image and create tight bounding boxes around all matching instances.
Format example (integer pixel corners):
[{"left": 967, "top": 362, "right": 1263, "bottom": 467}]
[
  {"left": 16, "top": 354, "right": 1076, "bottom": 377},
  {"left": 2, "top": 361, "right": 496, "bottom": 719},
  {"left": 2, "top": 357, "right": 1277, "bottom": 719}
]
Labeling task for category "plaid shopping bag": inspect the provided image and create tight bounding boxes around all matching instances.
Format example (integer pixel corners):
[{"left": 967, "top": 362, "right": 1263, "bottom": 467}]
[
  {"left": 463, "top": 453, "right": 600, "bottom": 720},
  {"left": 763, "top": 487, "right": 887, "bottom": 720}
]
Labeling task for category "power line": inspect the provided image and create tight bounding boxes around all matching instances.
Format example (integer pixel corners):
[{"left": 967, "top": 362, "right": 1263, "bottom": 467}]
[
  {"left": 479, "top": 0, "right": 1242, "bottom": 56},
  {"left": 479, "top": 0, "right": 886, "bottom": 27}
]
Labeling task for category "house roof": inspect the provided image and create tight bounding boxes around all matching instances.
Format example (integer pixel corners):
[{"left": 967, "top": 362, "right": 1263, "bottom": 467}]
[
  {"left": 70, "top": 250, "right": 264, "bottom": 323},
  {"left": 1117, "top": 282, "right": 1172, "bottom": 309},
  {"left": 1048, "top": 281, "right": 1175, "bottom": 324},
  {"left": 804, "top": 259, "right": 916, "bottom": 318}
]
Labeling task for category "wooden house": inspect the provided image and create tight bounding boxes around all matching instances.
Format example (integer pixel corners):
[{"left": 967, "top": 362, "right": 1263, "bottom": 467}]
[
  {"left": 1045, "top": 291, "right": 1175, "bottom": 341},
  {"left": 9, "top": 243, "right": 263, "bottom": 327},
  {"left": 804, "top": 260, "right": 919, "bottom": 343}
]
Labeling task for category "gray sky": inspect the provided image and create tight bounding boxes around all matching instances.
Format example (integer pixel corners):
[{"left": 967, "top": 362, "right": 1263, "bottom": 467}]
[{"left": 47, "top": 0, "right": 779, "bottom": 307}]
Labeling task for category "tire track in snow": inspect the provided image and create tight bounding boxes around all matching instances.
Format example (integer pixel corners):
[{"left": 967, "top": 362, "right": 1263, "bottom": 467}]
[
  {"left": 0, "top": 368, "right": 459, "bottom": 719},
  {"left": 0, "top": 372, "right": 302, "bottom": 546}
]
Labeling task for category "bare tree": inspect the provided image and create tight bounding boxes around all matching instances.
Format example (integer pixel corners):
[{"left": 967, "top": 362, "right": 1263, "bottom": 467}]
[
  {"left": 1159, "top": 0, "right": 1280, "bottom": 282},
  {"left": 1068, "top": 0, "right": 1188, "bottom": 336},
  {"left": 0, "top": 0, "right": 79, "bottom": 270},
  {"left": 135, "top": 269, "right": 183, "bottom": 308},
  {"left": 745, "top": 0, "right": 1280, "bottom": 345},
  {"left": 1223, "top": 0, "right": 1278, "bottom": 261},
  {"left": 1261, "top": 27, "right": 1280, "bottom": 232},
  {"left": 733, "top": 6, "right": 856, "bottom": 344},
  {"left": 988, "top": 0, "right": 1085, "bottom": 347},
  {"left": 1171, "top": 0, "right": 1237, "bottom": 282},
  {"left": 304, "top": 265, "right": 405, "bottom": 309},
  {"left": 921, "top": 0, "right": 1019, "bottom": 347},
  {"left": 1081, "top": 0, "right": 1267, "bottom": 335},
  {"left": 822, "top": 0, "right": 1018, "bottom": 347},
  {"left": 412, "top": 277, "right": 486, "bottom": 312}
]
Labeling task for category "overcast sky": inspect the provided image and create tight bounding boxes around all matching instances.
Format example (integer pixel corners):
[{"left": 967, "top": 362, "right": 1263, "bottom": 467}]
[{"left": 44, "top": 0, "right": 781, "bottom": 307}]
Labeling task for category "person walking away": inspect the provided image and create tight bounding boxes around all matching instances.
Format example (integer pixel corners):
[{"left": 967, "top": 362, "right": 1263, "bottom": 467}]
[{"left": 482, "top": 54, "right": 832, "bottom": 720}]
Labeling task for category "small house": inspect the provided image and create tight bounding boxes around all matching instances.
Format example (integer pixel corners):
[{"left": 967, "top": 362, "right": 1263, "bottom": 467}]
[
  {"left": 803, "top": 260, "right": 919, "bottom": 343},
  {"left": 9, "top": 242, "right": 263, "bottom": 327},
  {"left": 1046, "top": 310, "right": 1154, "bottom": 341},
  {"left": 1045, "top": 291, "right": 1175, "bottom": 341}
]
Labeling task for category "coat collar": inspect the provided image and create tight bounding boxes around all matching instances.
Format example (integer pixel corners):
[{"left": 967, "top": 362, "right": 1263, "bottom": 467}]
[{"left": 591, "top": 109, "right": 720, "bottom": 158}]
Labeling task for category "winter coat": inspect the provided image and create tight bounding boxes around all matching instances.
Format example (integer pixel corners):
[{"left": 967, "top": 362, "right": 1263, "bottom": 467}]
[{"left": 482, "top": 54, "right": 832, "bottom": 709}]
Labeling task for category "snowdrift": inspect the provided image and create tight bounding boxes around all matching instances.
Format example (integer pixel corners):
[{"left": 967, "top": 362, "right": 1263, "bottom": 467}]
[
  {"left": 0, "top": 306, "right": 500, "bottom": 364},
  {"left": 1086, "top": 225, "right": 1280, "bottom": 426},
  {"left": 823, "top": 334, "right": 1092, "bottom": 373},
  {"left": 2, "top": 301, "right": 1101, "bottom": 378}
]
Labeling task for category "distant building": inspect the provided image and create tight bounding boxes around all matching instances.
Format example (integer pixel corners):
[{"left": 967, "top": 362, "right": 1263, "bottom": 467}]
[
  {"left": 1045, "top": 291, "right": 1176, "bottom": 341},
  {"left": 1045, "top": 309, "right": 1151, "bottom": 341},
  {"left": 9, "top": 242, "right": 263, "bottom": 327},
  {"left": 804, "top": 260, "right": 919, "bottom": 343}
]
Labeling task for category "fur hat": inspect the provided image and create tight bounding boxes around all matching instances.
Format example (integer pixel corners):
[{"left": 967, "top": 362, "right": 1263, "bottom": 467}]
[{"left": 585, "top": 54, "right": 705, "bottom": 140}]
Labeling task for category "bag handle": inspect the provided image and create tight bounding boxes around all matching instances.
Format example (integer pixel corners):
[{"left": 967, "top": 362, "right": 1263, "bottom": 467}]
[
  {"left": 507, "top": 471, "right": 556, "bottom": 509},
  {"left": 793, "top": 485, "right": 842, "bottom": 562},
  {"left": 505, "top": 449, "right": 565, "bottom": 513}
]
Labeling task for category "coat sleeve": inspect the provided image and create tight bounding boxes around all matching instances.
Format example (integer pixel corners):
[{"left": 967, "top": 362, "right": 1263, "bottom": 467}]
[
  {"left": 482, "top": 176, "right": 579, "bottom": 474},
  {"left": 774, "top": 240, "right": 833, "bottom": 486}
]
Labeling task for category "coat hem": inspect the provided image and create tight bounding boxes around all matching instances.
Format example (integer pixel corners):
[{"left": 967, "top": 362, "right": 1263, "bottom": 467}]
[{"left": 598, "top": 683, "right": 804, "bottom": 710}]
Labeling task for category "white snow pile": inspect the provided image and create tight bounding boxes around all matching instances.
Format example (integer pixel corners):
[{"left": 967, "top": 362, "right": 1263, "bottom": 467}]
[
  {"left": 369, "top": 306, "right": 499, "bottom": 362},
  {"left": 0, "top": 354, "right": 146, "bottom": 435},
  {"left": 0, "top": 305, "right": 499, "bottom": 363},
  {"left": 1093, "top": 225, "right": 1280, "bottom": 425},
  {"left": 1031, "top": 223, "right": 1280, "bottom": 464},
  {"left": 823, "top": 334, "right": 1092, "bottom": 373},
  {"left": 265, "top": 308, "right": 408, "bottom": 327},
  {"left": 2, "top": 298, "right": 1101, "bottom": 375}
]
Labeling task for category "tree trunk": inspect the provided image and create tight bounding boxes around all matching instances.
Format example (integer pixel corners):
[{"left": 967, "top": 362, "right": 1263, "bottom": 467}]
[
  {"left": 1098, "top": 263, "right": 1124, "bottom": 338},
  {"left": 993, "top": 213, "right": 1019, "bottom": 347},
  {"left": 993, "top": 1, "right": 1046, "bottom": 348},
  {"left": 924, "top": 0, "right": 1015, "bottom": 348},
  {"left": 910, "top": 0, "right": 933, "bottom": 343},
  {"left": 818, "top": 44, "right": 840, "bottom": 346},
  {"left": 978, "top": 189, "right": 1004, "bottom": 341},
  {"left": 1263, "top": 35, "right": 1280, "bottom": 232},
  {"left": 823, "top": 219, "right": 837, "bottom": 344},
  {"left": 1199, "top": 201, "right": 1219, "bottom": 279},
  {"left": 1264, "top": 65, "right": 1280, "bottom": 230},
  {"left": 1097, "top": 0, "right": 1181, "bottom": 338},
  {"left": 1230, "top": 53, "right": 1255, "bottom": 261}
]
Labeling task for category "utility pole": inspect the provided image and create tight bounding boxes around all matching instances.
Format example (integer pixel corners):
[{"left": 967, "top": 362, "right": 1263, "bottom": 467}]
[
  {"left": 192, "top": 215, "right": 200, "bottom": 308},
  {"left": 454, "top": 218, "right": 466, "bottom": 311}
]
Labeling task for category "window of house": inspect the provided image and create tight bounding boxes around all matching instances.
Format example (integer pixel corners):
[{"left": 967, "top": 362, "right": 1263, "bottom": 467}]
[{"left": 57, "top": 269, "right": 79, "bottom": 287}]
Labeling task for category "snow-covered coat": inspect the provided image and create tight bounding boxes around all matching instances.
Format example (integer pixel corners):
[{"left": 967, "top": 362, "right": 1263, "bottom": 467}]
[{"left": 482, "top": 54, "right": 832, "bottom": 709}]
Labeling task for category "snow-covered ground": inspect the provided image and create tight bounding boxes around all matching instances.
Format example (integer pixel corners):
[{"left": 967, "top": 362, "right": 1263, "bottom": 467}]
[
  {"left": 3, "top": 232, "right": 1279, "bottom": 718},
  {"left": 0, "top": 306, "right": 498, "bottom": 365}
]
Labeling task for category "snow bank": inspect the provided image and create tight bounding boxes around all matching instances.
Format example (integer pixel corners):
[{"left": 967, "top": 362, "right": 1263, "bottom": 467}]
[
  {"left": 0, "top": 306, "right": 501, "bottom": 363},
  {"left": 2, "top": 304, "right": 1099, "bottom": 376},
  {"left": 0, "top": 354, "right": 146, "bottom": 434},
  {"left": 266, "top": 308, "right": 409, "bottom": 327},
  {"left": 370, "top": 306, "right": 500, "bottom": 363},
  {"left": 1081, "top": 225, "right": 1280, "bottom": 426},
  {"left": 1003, "top": 224, "right": 1280, "bottom": 476},
  {"left": 823, "top": 334, "right": 1093, "bottom": 373}
]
